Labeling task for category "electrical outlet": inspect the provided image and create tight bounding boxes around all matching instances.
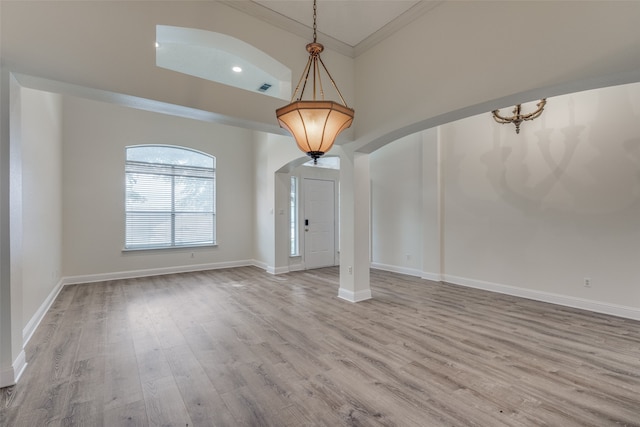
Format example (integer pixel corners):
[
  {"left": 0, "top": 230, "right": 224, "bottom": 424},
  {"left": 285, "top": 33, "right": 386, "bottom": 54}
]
[
  {"left": 348, "top": 266, "right": 353, "bottom": 274},
  {"left": 190, "top": 252, "right": 195, "bottom": 258},
  {"left": 584, "top": 278, "right": 591, "bottom": 288}
]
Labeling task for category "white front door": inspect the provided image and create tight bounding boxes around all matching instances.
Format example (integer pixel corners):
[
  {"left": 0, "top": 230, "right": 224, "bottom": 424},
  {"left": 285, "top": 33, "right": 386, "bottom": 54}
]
[{"left": 304, "top": 178, "right": 335, "bottom": 269}]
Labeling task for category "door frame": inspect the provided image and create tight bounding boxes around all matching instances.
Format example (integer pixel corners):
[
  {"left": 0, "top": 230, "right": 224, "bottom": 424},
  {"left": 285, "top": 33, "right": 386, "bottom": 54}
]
[{"left": 302, "top": 177, "right": 337, "bottom": 269}]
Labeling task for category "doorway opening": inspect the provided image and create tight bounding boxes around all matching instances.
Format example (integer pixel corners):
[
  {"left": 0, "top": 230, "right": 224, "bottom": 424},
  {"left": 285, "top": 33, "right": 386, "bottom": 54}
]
[{"left": 288, "top": 157, "right": 340, "bottom": 271}]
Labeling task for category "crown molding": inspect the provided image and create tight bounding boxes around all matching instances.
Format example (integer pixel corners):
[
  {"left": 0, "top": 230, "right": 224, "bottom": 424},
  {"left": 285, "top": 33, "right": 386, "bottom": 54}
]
[
  {"left": 219, "top": 1, "right": 445, "bottom": 59},
  {"left": 353, "top": 1, "right": 446, "bottom": 57},
  {"left": 219, "top": 0, "right": 355, "bottom": 57}
]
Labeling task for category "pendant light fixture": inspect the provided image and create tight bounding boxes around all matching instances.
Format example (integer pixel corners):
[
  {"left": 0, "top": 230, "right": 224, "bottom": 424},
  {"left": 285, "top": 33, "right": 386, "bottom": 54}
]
[{"left": 276, "top": 0, "right": 354, "bottom": 164}]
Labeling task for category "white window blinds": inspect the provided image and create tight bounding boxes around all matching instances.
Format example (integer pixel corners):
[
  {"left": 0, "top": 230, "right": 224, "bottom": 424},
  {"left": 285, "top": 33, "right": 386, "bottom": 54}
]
[{"left": 125, "top": 145, "right": 215, "bottom": 249}]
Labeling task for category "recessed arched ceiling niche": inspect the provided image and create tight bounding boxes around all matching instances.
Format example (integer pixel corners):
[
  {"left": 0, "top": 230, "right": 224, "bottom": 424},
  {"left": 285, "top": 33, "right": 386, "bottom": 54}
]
[{"left": 156, "top": 25, "right": 291, "bottom": 100}]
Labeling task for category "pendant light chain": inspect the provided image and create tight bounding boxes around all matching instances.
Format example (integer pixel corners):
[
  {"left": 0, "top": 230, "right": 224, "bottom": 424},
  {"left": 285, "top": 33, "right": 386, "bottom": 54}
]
[
  {"left": 313, "top": 0, "right": 317, "bottom": 43},
  {"left": 288, "top": 0, "right": 350, "bottom": 107}
]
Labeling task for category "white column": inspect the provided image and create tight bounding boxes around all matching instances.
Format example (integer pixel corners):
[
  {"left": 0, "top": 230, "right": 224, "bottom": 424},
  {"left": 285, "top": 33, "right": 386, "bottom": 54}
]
[
  {"left": 0, "top": 71, "right": 26, "bottom": 387},
  {"left": 338, "top": 149, "right": 371, "bottom": 302}
]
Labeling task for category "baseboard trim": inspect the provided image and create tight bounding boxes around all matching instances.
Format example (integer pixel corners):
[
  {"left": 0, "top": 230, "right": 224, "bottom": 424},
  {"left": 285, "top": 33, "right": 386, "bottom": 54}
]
[
  {"left": 288, "top": 263, "right": 305, "bottom": 272},
  {"left": 338, "top": 287, "right": 372, "bottom": 303},
  {"left": 420, "top": 271, "right": 443, "bottom": 282},
  {"left": 271, "top": 266, "right": 290, "bottom": 275},
  {"left": 258, "top": 262, "right": 305, "bottom": 275},
  {"left": 371, "top": 262, "right": 422, "bottom": 278},
  {"left": 443, "top": 274, "right": 640, "bottom": 321},
  {"left": 0, "top": 350, "right": 27, "bottom": 388},
  {"left": 13, "top": 350, "right": 27, "bottom": 384},
  {"left": 23, "top": 279, "right": 64, "bottom": 346},
  {"left": 63, "top": 260, "right": 255, "bottom": 285},
  {"left": 371, "top": 262, "right": 442, "bottom": 282},
  {"left": 252, "top": 260, "right": 270, "bottom": 273},
  {"left": 251, "top": 260, "right": 292, "bottom": 275}
]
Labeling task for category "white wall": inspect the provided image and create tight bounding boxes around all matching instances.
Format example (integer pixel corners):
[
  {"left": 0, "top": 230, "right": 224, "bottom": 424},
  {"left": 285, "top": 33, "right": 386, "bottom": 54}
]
[
  {"left": 253, "top": 131, "right": 272, "bottom": 269},
  {"left": 420, "top": 128, "right": 440, "bottom": 280},
  {"left": 252, "top": 131, "right": 305, "bottom": 273},
  {"left": 442, "top": 83, "right": 640, "bottom": 311},
  {"left": 371, "top": 133, "right": 423, "bottom": 273},
  {"left": 20, "top": 88, "right": 63, "bottom": 329},
  {"left": 370, "top": 82, "right": 640, "bottom": 316},
  {"left": 62, "top": 96, "right": 255, "bottom": 279},
  {"left": 371, "top": 128, "right": 440, "bottom": 279}
]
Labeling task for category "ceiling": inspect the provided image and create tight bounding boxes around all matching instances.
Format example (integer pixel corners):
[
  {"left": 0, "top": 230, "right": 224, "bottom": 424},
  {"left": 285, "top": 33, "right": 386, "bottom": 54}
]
[{"left": 221, "top": 0, "right": 445, "bottom": 57}]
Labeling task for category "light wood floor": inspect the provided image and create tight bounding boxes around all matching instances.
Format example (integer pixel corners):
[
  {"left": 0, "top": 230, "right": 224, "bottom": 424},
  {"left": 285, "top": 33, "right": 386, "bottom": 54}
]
[{"left": 1, "top": 267, "right": 639, "bottom": 426}]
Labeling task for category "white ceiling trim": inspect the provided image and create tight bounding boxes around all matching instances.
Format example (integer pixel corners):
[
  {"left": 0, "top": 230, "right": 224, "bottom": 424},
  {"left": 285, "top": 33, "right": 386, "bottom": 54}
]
[
  {"left": 220, "top": 0, "right": 354, "bottom": 57},
  {"left": 354, "top": 0, "right": 445, "bottom": 57},
  {"left": 219, "top": 0, "right": 446, "bottom": 58}
]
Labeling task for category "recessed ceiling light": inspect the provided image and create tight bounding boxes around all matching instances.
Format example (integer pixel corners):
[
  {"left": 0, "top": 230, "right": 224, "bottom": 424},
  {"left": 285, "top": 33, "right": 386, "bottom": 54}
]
[{"left": 232, "top": 66, "right": 242, "bottom": 73}]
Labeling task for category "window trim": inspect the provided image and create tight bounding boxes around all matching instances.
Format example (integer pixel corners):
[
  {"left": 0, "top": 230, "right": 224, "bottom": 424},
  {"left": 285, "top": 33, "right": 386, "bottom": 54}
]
[{"left": 124, "top": 145, "right": 216, "bottom": 251}]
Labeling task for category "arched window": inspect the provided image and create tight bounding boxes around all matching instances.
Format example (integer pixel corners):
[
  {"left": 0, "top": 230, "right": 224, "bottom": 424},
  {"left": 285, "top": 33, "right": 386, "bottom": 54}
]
[{"left": 125, "top": 145, "right": 216, "bottom": 249}]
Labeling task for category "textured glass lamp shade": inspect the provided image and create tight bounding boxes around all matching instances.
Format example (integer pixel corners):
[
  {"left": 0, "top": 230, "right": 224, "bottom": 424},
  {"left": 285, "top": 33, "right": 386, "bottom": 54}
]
[{"left": 276, "top": 100, "right": 354, "bottom": 162}]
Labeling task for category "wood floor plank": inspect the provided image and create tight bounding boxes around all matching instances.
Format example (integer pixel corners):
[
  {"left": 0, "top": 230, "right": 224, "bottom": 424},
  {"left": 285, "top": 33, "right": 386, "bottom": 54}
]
[
  {"left": 102, "top": 399, "right": 149, "bottom": 427},
  {"left": 2, "top": 266, "right": 639, "bottom": 426},
  {"left": 103, "top": 339, "right": 144, "bottom": 412},
  {"left": 141, "top": 376, "right": 193, "bottom": 427},
  {"left": 163, "top": 344, "right": 237, "bottom": 426}
]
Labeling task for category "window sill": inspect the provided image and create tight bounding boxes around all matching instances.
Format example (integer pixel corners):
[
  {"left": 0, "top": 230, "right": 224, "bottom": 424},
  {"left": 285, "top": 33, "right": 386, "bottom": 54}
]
[{"left": 122, "top": 244, "right": 218, "bottom": 253}]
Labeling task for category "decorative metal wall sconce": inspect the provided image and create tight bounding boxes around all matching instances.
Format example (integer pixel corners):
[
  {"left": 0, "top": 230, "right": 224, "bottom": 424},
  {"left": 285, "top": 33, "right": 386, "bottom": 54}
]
[{"left": 492, "top": 99, "right": 547, "bottom": 134}]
